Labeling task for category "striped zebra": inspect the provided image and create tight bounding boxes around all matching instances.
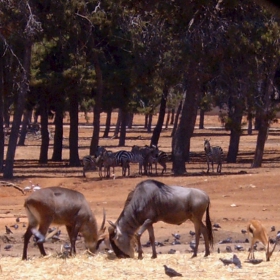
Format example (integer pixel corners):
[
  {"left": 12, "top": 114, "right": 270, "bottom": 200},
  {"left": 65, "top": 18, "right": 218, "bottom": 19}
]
[
  {"left": 82, "top": 155, "right": 97, "bottom": 177},
  {"left": 153, "top": 150, "right": 169, "bottom": 175},
  {"left": 204, "top": 139, "right": 223, "bottom": 173},
  {"left": 131, "top": 145, "right": 154, "bottom": 175}
]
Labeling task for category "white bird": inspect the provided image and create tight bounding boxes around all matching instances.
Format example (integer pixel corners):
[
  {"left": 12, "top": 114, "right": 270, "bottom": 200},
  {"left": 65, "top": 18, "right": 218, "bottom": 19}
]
[
  {"left": 33, "top": 185, "right": 41, "bottom": 191},
  {"left": 24, "top": 186, "right": 32, "bottom": 192}
]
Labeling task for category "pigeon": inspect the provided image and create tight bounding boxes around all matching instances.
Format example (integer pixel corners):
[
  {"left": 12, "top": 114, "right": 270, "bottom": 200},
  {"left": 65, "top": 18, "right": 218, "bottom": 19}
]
[
  {"left": 16, "top": 217, "right": 20, "bottom": 223},
  {"left": 172, "top": 239, "right": 181, "bottom": 245},
  {"left": 163, "top": 265, "right": 183, "bottom": 277},
  {"left": 172, "top": 233, "right": 181, "bottom": 240},
  {"left": 271, "top": 226, "right": 276, "bottom": 232},
  {"left": 189, "top": 241, "right": 196, "bottom": 252},
  {"left": 219, "top": 257, "right": 233, "bottom": 266},
  {"left": 241, "top": 229, "right": 247, "bottom": 234},
  {"left": 5, "top": 225, "right": 13, "bottom": 235},
  {"left": 189, "top": 230, "right": 195, "bottom": 237},
  {"left": 168, "top": 249, "right": 176, "bottom": 254},
  {"left": 226, "top": 246, "right": 232, "bottom": 252},
  {"left": 213, "top": 223, "right": 221, "bottom": 229},
  {"left": 10, "top": 224, "right": 18, "bottom": 229},
  {"left": 4, "top": 244, "right": 12, "bottom": 251},
  {"left": 219, "top": 237, "right": 232, "bottom": 244},
  {"left": 276, "top": 231, "right": 280, "bottom": 240},
  {"left": 63, "top": 243, "right": 71, "bottom": 250},
  {"left": 232, "top": 254, "right": 242, "bottom": 268},
  {"left": 245, "top": 259, "right": 263, "bottom": 265},
  {"left": 235, "top": 244, "right": 244, "bottom": 251}
]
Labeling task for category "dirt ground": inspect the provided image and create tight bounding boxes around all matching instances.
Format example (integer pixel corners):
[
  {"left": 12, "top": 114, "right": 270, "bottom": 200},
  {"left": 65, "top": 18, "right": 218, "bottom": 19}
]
[{"left": 1, "top": 112, "right": 280, "bottom": 279}]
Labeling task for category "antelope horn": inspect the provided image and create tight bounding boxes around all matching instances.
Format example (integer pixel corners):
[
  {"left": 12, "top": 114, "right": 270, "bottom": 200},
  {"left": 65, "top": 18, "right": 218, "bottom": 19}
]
[{"left": 99, "top": 208, "right": 106, "bottom": 231}]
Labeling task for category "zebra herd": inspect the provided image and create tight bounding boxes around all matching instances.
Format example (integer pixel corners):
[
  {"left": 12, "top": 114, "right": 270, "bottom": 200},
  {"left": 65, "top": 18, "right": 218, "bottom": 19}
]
[
  {"left": 82, "top": 139, "right": 224, "bottom": 177},
  {"left": 82, "top": 145, "right": 169, "bottom": 178}
]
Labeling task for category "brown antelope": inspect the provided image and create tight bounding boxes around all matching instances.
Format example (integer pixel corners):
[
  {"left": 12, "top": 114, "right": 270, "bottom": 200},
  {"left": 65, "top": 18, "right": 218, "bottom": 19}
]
[
  {"left": 247, "top": 219, "right": 277, "bottom": 261},
  {"left": 22, "top": 187, "right": 106, "bottom": 260}
]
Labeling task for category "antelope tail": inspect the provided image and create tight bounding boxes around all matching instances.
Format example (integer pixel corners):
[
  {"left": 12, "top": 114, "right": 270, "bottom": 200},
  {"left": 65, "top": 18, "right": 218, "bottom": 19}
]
[{"left": 206, "top": 202, "right": 214, "bottom": 247}]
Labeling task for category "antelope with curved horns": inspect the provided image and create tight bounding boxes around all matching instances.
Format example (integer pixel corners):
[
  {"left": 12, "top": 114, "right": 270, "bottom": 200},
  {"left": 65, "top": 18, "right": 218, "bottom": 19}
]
[{"left": 247, "top": 219, "right": 277, "bottom": 261}]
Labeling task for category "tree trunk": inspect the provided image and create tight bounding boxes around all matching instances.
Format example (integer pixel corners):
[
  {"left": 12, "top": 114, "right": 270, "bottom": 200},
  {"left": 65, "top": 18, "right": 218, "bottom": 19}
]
[
  {"left": 251, "top": 118, "right": 268, "bottom": 168},
  {"left": 18, "top": 109, "right": 32, "bottom": 146},
  {"left": 199, "top": 109, "right": 205, "bottom": 129},
  {"left": 147, "top": 113, "right": 152, "bottom": 133},
  {"left": 172, "top": 79, "right": 201, "bottom": 175},
  {"left": 247, "top": 110, "right": 253, "bottom": 135},
  {"left": 170, "top": 108, "right": 175, "bottom": 125},
  {"left": 114, "top": 108, "right": 121, "bottom": 138},
  {"left": 171, "top": 100, "right": 182, "bottom": 137},
  {"left": 39, "top": 93, "right": 49, "bottom": 164},
  {"left": 51, "top": 103, "right": 64, "bottom": 161},
  {"left": 119, "top": 109, "right": 127, "bottom": 146},
  {"left": 226, "top": 102, "right": 244, "bottom": 163},
  {"left": 150, "top": 86, "right": 168, "bottom": 146},
  {"left": 144, "top": 114, "right": 148, "bottom": 129},
  {"left": 0, "top": 58, "right": 4, "bottom": 171},
  {"left": 90, "top": 50, "right": 103, "bottom": 155},
  {"left": 69, "top": 91, "right": 80, "bottom": 166},
  {"left": 4, "top": 41, "right": 32, "bottom": 178},
  {"left": 103, "top": 109, "right": 112, "bottom": 138},
  {"left": 165, "top": 109, "right": 171, "bottom": 129},
  {"left": 127, "top": 113, "right": 133, "bottom": 129}
]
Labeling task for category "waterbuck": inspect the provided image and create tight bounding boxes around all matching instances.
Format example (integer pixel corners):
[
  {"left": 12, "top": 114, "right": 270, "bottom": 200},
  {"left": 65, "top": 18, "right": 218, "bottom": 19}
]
[
  {"left": 22, "top": 187, "right": 106, "bottom": 260},
  {"left": 108, "top": 179, "right": 213, "bottom": 259}
]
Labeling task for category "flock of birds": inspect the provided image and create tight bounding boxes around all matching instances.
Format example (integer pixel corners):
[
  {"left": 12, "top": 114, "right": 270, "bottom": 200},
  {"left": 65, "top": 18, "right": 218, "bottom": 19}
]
[{"left": 2, "top": 201, "right": 280, "bottom": 278}]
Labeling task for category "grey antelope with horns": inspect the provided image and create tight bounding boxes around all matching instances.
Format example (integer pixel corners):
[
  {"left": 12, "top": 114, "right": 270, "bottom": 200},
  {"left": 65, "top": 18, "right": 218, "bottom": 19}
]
[
  {"left": 108, "top": 179, "right": 213, "bottom": 259},
  {"left": 247, "top": 220, "right": 278, "bottom": 261},
  {"left": 22, "top": 187, "right": 106, "bottom": 260}
]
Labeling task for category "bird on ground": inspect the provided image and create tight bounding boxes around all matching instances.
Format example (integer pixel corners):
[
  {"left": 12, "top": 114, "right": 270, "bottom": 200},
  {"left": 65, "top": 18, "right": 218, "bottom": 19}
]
[
  {"left": 271, "top": 226, "right": 276, "bottom": 232},
  {"left": 163, "top": 265, "right": 183, "bottom": 277},
  {"left": 168, "top": 249, "right": 176, "bottom": 254},
  {"left": 226, "top": 246, "right": 232, "bottom": 252},
  {"left": 241, "top": 229, "right": 247, "bottom": 235},
  {"left": 235, "top": 244, "right": 244, "bottom": 251},
  {"left": 16, "top": 217, "right": 20, "bottom": 223},
  {"left": 4, "top": 244, "right": 12, "bottom": 250},
  {"left": 219, "top": 237, "right": 232, "bottom": 244},
  {"left": 189, "top": 241, "right": 196, "bottom": 252},
  {"left": 5, "top": 225, "right": 13, "bottom": 234},
  {"left": 10, "top": 224, "right": 18, "bottom": 229},
  {"left": 245, "top": 259, "right": 263, "bottom": 265},
  {"left": 172, "top": 239, "right": 181, "bottom": 245},
  {"left": 172, "top": 233, "right": 181, "bottom": 240},
  {"left": 213, "top": 223, "right": 221, "bottom": 229},
  {"left": 189, "top": 230, "right": 195, "bottom": 237},
  {"left": 232, "top": 254, "right": 242, "bottom": 268},
  {"left": 219, "top": 257, "right": 233, "bottom": 266}
]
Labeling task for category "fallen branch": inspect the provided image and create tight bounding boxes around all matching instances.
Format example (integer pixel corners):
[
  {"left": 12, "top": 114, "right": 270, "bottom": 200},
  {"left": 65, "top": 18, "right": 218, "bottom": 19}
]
[{"left": 0, "top": 181, "right": 25, "bottom": 195}]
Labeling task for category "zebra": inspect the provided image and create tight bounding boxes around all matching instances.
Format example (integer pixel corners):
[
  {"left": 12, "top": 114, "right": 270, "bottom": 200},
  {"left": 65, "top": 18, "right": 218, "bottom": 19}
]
[
  {"left": 82, "top": 155, "right": 97, "bottom": 177},
  {"left": 153, "top": 150, "right": 169, "bottom": 175},
  {"left": 204, "top": 138, "right": 223, "bottom": 173},
  {"left": 131, "top": 145, "right": 153, "bottom": 175}
]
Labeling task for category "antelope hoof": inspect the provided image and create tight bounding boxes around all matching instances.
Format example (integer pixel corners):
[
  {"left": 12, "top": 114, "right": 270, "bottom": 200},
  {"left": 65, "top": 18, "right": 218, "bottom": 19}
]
[
  {"left": 151, "top": 254, "right": 157, "bottom": 259},
  {"left": 191, "top": 253, "right": 197, "bottom": 258}
]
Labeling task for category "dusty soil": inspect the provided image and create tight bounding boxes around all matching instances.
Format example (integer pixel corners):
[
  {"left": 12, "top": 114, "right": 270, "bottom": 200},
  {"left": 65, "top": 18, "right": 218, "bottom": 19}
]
[{"left": 1, "top": 112, "right": 280, "bottom": 279}]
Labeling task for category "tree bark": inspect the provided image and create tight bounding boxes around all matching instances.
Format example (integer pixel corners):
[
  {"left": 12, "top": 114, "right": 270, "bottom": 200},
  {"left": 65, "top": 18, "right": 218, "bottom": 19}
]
[
  {"left": 114, "top": 108, "right": 121, "bottom": 137},
  {"left": 150, "top": 86, "right": 168, "bottom": 146},
  {"left": 51, "top": 102, "right": 64, "bottom": 161},
  {"left": 39, "top": 93, "right": 49, "bottom": 164},
  {"left": 4, "top": 40, "right": 32, "bottom": 178},
  {"left": 165, "top": 109, "right": 171, "bottom": 129},
  {"left": 172, "top": 80, "right": 200, "bottom": 174},
  {"left": 199, "top": 109, "right": 205, "bottom": 129},
  {"left": 18, "top": 109, "right": 32, "bottom": 146},
  {"left": 69, "top": 91, "right": 80, "bottom": 166},
  {"left": 0, "top": 58, "right": 4, "bottom": 171},
  {"left": 171, "top": 100, "right": 182, "bottom": 137},
  {"left": 90, "top": 50, "right": 103, "bottom": 155},
  {"left": 119, "top": 109, "right": 127, "bottom": 146},
  {"left": 103, "top": 109, "right": 112, "bottom": 138}
]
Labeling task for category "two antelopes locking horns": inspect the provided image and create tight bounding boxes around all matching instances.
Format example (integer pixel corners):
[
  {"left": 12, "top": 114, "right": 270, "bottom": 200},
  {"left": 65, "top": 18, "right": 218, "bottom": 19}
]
[{"left": 22, "top": 181, "right": 278, "bottom": 262}]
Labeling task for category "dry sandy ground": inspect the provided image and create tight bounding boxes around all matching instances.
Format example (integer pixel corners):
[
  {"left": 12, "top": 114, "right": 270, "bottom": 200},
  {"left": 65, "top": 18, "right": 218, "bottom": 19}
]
[{"left": 1, "top": 113, "right": 280, "bottom": 279}]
